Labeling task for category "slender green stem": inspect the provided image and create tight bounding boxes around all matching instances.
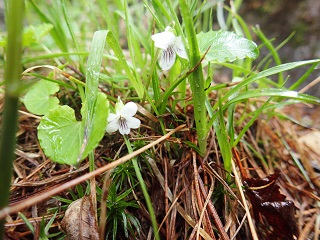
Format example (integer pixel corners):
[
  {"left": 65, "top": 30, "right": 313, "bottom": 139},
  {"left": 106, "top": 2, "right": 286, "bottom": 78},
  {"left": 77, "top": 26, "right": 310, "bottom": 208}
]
[
  {"left": 253, "top": 26, "right": 283, "bottom": 84},
  {"left": 60, "top": 0, "right": 85, "bottom": 73},
  {"left": 179, "top": 0, "right": 207, "bottom": 155},
  {"left": 123, "top": 136, "right": 160, "bottom": 240},
  {"left": 164, "top": 0, "right": 184, "bottom": 38},
  {"left": 0, "top": 0, "right": 24, "bottom": 237},
  {"left": 29, "top": 0, "right": 68, "bottom": 53},
  {"left": 289, "top": 63, "right": 318, "bottom": 90},
  {"left": 158, "top": 66, "right": 197, "bottom": 113},
  {"left": 142, "top": 0, "right": 165, "bottom": 30}
]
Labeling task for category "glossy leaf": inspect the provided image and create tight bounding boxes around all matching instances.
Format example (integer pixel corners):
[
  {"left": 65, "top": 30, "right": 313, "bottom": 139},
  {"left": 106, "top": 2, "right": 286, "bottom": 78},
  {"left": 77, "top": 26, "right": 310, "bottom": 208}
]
[
  {"left": 38, "top": 105, "right": 82, "bottom": 164},
  {"left": 227, "top": 88, "right": 320, "bottom": 106},
  {"left": 197, "top": 30, "right": 259, "bottom": 62},
  {"left": 79, "top": 30, "right": 109, "bottom": 162},
  {"left": 22, "top": 79, "right": 59, "bottom": 115},
  {"left": 37, "top": 30, "right": 110, "bottom": 165},
  {"left": 207, "top": 59, "right": 320, "bottom": 135},
  {"left": 81, "top": 92, "right": 109, "bottom": 160},
  {"left": 38, "top": 92, "right": 108, "bottom": 165},
  {"left": 243, "top": 173, "right": 299, "bottom": 239}
]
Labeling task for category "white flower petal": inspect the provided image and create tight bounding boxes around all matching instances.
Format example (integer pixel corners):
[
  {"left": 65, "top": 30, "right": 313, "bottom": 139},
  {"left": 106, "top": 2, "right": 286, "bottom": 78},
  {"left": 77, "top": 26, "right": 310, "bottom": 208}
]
[
  {"left": 121, "top": 102, "right": 138, "bottom": 117},
  {"left": 106, "top": 97, "right": 141, "bottom": 135},
  {"left": 107, "top": 113, "right": 119, "bottom": 122},
  {"left": 106, "top": 119, "right": 119, "bottom": 133},
  {"left": 159, "top": 47, "right": 176, "bottom": 70},
  {"left": 165, "top": 26, "right": 172, "bottom": 32},
  {"left": 126, "top": 116, "right": 141, "bottom": 129},
  {"left": 151, "top": 31, "right": 176, "bottom": 50},
  {"left": 118, "top": 120, "right": 130, "bottom": 135},
  {"left": 173, "top": 36, "right": 188, "bottom": 60}
]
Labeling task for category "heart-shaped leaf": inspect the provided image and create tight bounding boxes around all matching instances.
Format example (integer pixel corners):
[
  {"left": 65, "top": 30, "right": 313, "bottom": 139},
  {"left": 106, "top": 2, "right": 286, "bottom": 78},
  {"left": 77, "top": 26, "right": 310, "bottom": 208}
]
[
  {"left": 37, "top": 30, "right": 110, "bottom": 165},
  {"left": 22, "top": 79, "right": 59, "bottom": 115},
  {"left": 38, "top": 105, "right": 82, "bottom": 164},
  {"left": 37, "top": 92, "right": 108, "bottom": 165},
  {"left": 197, "top": 30, "right": 259, "bottom": 62}
]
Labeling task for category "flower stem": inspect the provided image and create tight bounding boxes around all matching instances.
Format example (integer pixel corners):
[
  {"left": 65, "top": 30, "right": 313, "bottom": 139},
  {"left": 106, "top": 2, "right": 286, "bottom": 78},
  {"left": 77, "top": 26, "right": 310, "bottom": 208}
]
[
  {"left": 123, "top": 136, "right": 160, "bottom": 240},
  {"left": 179, "top": 0, "right": 207, "bottom": 155},
  {"left": 0, "top": 0, "right": 24, "bottom": 236}
]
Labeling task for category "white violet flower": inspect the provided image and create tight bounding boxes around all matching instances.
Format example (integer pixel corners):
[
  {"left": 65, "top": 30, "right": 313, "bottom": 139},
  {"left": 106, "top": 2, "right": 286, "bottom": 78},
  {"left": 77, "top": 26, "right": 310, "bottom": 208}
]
[
  {"left": 151, "top": 26, "right": 188, "bottom": 70},
  {"left": 106, "top": 97, "right": 141, "bottom": 135}
]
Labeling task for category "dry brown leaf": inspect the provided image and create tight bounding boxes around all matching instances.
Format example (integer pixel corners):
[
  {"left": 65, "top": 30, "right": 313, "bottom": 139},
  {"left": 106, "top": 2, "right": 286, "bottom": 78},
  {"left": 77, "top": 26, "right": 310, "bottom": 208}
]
[
  {"left": 243, "top": 173, "right": 299, "bottom": 240},
  {"left": 61, "top": 195, "right": 99, "bottom": 240},
  {"left": 298, "top": 130, "right": 320, "bottom": 156}
]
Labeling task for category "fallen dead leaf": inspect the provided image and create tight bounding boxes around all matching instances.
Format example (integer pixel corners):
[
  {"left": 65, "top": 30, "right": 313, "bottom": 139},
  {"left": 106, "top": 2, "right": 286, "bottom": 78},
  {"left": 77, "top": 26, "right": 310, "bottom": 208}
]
[
  {"left": 298, "top": 130, "right": 320, "bottom": 156},
  {"left": 61, "top": 195, "right": 99, "bottom": 240},
  {"left": 243, "top": 173, "right": 299, "bottom": 240}
]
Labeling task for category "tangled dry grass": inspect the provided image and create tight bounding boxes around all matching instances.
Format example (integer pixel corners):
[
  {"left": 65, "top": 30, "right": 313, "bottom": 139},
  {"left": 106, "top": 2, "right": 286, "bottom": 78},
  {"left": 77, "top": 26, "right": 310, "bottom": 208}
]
[{"left": 2, "top": 92, "right": 320, "bottom": 239}]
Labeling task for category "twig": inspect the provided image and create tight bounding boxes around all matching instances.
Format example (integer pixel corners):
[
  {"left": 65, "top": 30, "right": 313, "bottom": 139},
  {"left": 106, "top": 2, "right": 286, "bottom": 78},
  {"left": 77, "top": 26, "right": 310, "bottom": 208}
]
[
  {"left": 0, "top": 124, "right": 186, "bottom": 220},
  {"left": 164, "top": 155, "right": 169, "bottom": 239},
  {"left": 148, "top": 157, "right": 214, "bottom": 240},
  {"left": 192, "top": 152, "right": 207, "bottom": 234},
  {"left": 198, "top": 175, "right": 230, "bottom": 240},
  {"left": 231, "top": 160, "right": 259, "bottom": 240},
  {"left": 298, "top": 76, "right": 320, "bottom": 94},
  {"left": 193, "top": 152, "right": 216, "bottom": 238},
  {"left": 196, "top": 178, "right": 215, "bottom": 240},
  {"left": 99, "top": 170, "right": 111, "bottom": 240}
]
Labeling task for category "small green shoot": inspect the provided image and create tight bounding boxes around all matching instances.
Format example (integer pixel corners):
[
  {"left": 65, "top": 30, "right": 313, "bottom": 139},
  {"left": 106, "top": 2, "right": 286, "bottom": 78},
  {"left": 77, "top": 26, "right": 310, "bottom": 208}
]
[
  {"left": 18, "top": 211, "right": 60, "bottom": 240},
  {"left": 106, "top": 182, "right": 141, "bottom": 240}
]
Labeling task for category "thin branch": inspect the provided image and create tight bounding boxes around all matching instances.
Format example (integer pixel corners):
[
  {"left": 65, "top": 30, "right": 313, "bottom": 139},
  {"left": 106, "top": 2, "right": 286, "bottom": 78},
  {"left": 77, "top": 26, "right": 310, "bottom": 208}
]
[
  {"left": 0, "top": 124, "right": 186, "bottom": 219},
  {"left": 231, "top": 160, "right": 259, "bottom": 240}
]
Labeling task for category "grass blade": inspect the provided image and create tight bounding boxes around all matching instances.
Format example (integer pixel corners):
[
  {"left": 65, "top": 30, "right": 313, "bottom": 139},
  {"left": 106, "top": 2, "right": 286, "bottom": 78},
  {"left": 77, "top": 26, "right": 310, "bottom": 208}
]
[{"left": 0, "top": 0, "right": 24, "bottom": 236}]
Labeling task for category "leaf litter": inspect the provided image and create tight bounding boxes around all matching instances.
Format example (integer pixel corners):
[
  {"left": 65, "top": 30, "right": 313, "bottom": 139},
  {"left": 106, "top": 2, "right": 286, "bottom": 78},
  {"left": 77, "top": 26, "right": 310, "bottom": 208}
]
[
  {"left": 2, "top": 89, "right": 320, "bottom": 239},
  {"left": 61, "top": 195, "right": 99, "bottom": 240}
]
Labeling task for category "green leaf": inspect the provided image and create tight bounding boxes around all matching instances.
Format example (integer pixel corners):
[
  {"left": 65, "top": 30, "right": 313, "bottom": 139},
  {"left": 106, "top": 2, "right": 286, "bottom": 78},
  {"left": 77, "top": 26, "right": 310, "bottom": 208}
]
[
  {"left": 80, "top": 30, "right": 109, "bottom": 162},
  {"left": 0, "top": 23, "right": 53, "bottom": 47},
  {"left": 222, "top": 60, "right": 320, "bottom": 104},
  {"left": 38, "top": 105, "right": 82, "bottom": 164},
  {"left": 37, "top": 30, "right": 110, "bottom": 165},
  {"left": 105, "top": 30, "right": 144, "bottom": 98},
  {"left": 197, "top": 30, "right": 259, "bottom": 62},
  {"left": 22, "top": 79, "right": 59, "bottom": 115},
  {"left": 179, "top": 0, "right": 207, "bottom": 156},
  {"left": 227, "top": 88, "right": 320, "bottom": 105},
  {"left": 206, "top": 59, "right": 320, "bottom": 135},
  {"left": 18, "top": 212, "right": 35, "bottom": 234},
  {"left": 38, "top": 92, "right": 108, "bottom": 165},
  {"left": 81, "top": 93, "right": 109, "bottom": 159},
  {"left": 0, "top": 36, "right": 6, "bottom": 47},
  {"left": 23, "top": 23, "right": 54, "bottom": 47},
  {"left": 213, "top": 100, "right": 232, "bottom": 178}
]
